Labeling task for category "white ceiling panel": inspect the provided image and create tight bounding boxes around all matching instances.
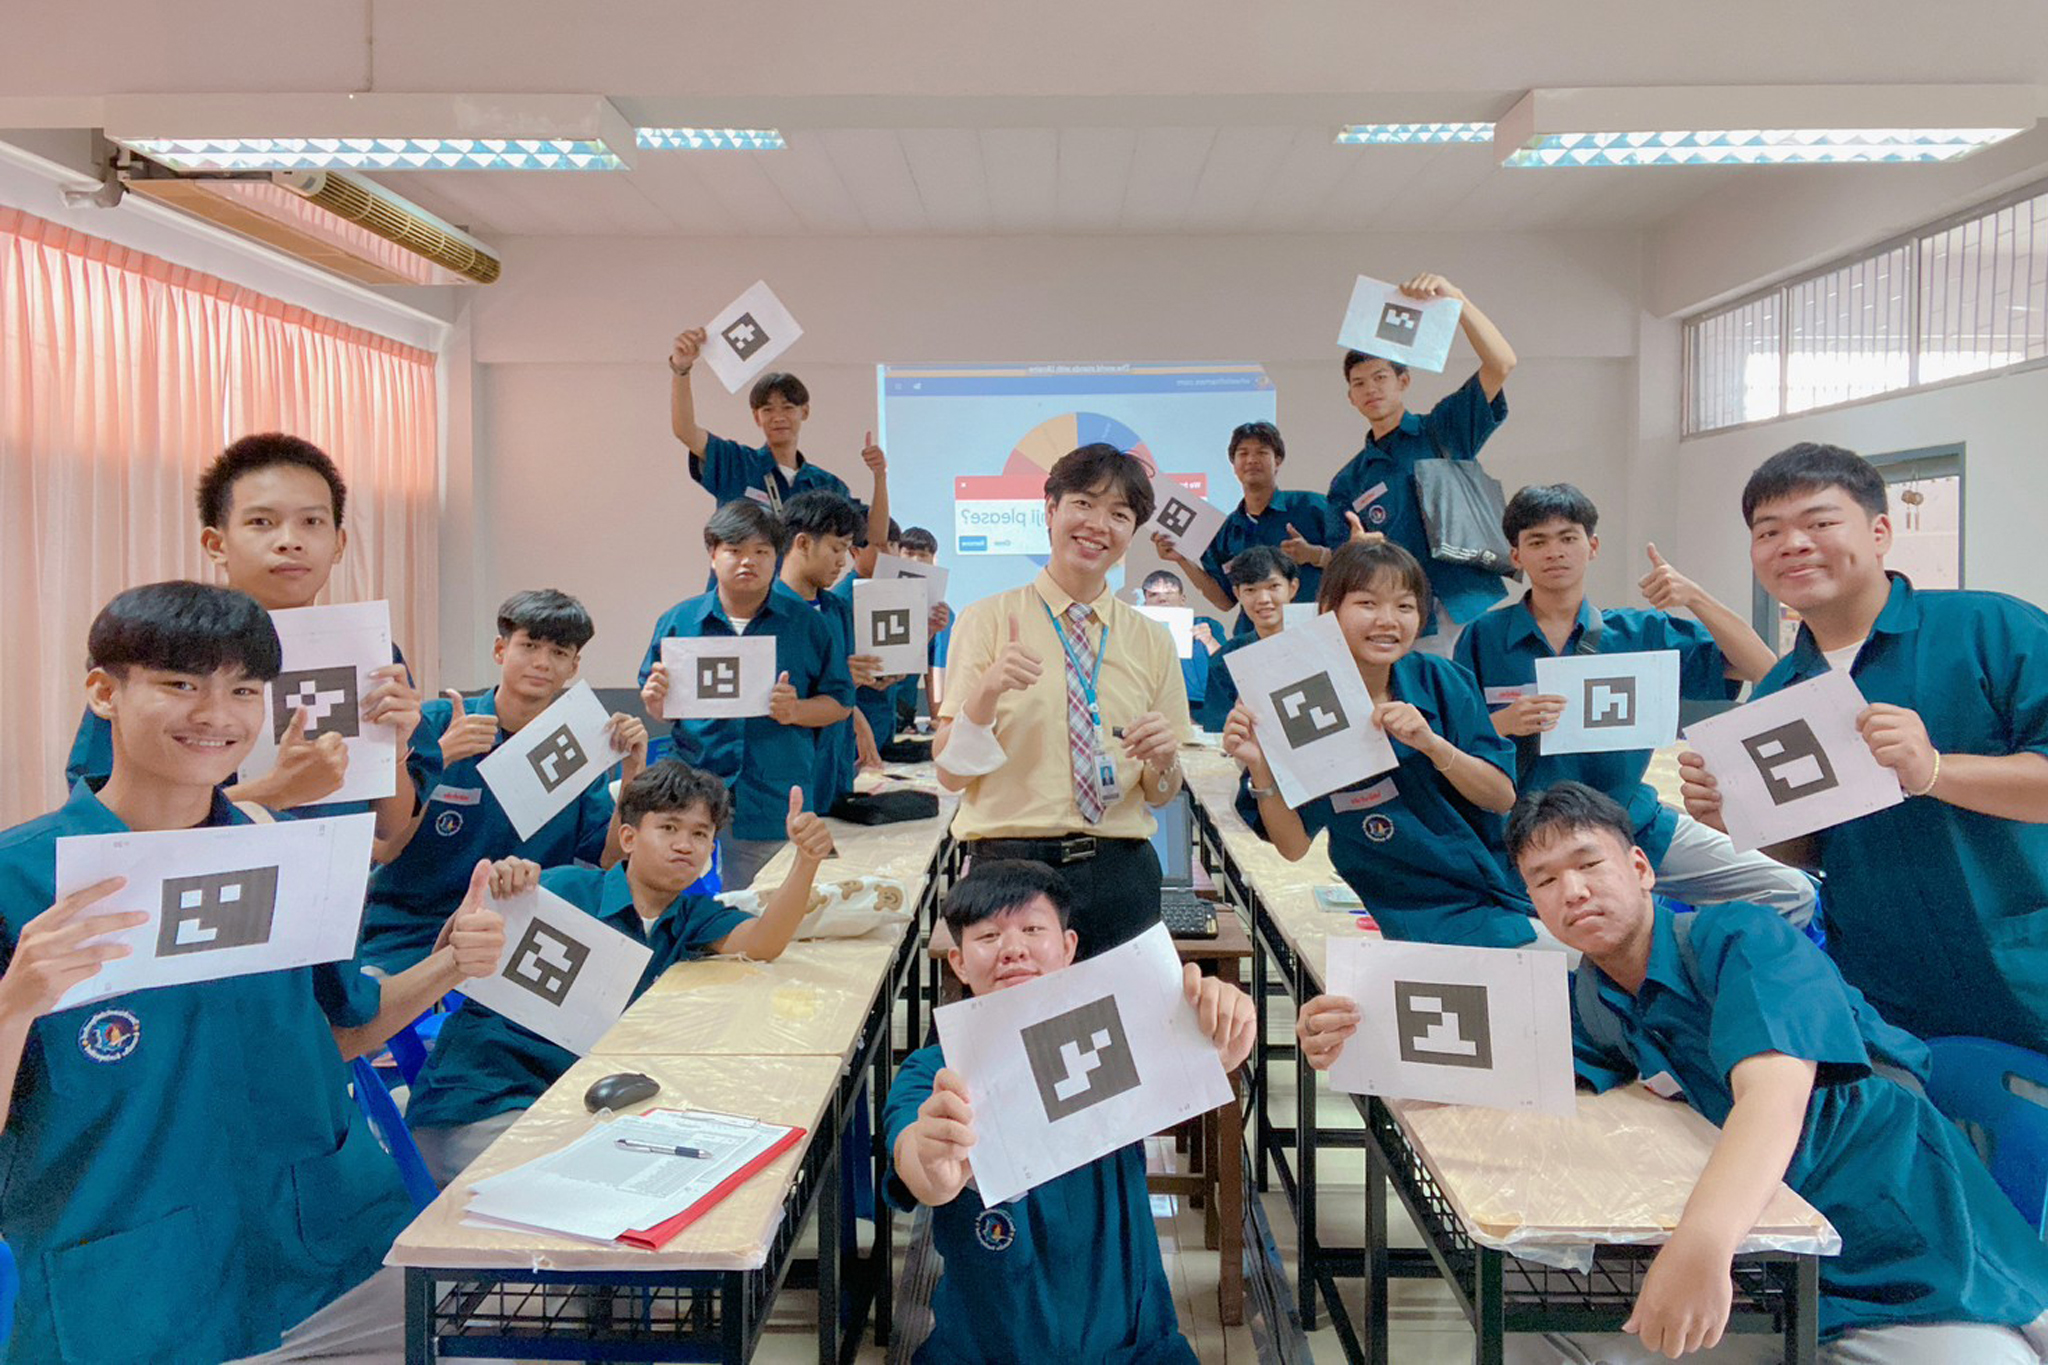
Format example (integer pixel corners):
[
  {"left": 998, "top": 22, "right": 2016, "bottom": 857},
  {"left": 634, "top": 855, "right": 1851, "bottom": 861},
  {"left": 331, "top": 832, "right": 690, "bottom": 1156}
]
[
  {"left": 898, "top": 128, "right": 992, "bottom": 232},
  {"left": 817, "top": 128, "right": 929, "bottom": 234},
  {"left": 1118, "top": 126, "right": 1216, "bottom": 231},
  {"left": 980, "top": 128, "right": 1060, "bottom": 232},
  {"left": 1054, "top": 127, "right": 1138, "bottom": 232}
]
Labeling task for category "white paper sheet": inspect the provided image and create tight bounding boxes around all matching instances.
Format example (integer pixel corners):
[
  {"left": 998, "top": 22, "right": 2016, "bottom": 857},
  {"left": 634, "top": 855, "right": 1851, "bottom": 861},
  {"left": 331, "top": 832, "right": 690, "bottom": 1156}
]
[
  {"left": 1681, "top": 669, "right": 1903, "bottom": 853},
  {"left": 465, "top": 1109, "right": 797, "bottom": 1243},
  {"left": 477, "top": 681, "right": 621, "bottom": 840},
  {"left": 1323, "top": 937, "right": 1576, "bottom": 1117},
  {"left": 1337, "top": 275, "right": 1465, "bottom": 374},
  {"left": 52, "top": 813, "right": 375, "bottom": 1011},
  {"left": 853, "top": 578, "right": 930, "bottom": 676},
  {"left": 701, "top": 281, "right": 803, "bottom": 394},
  {"left": 1535, "top": 649, "right": 1682, "bottom": 756},
  {"left": 660, "top": 636, "right": 778, "bottom": 721},
  {"left": 464, "top": 884, "right": 655, "bottom": 1055},
  {"left": 238, "top": 601, "right": 398, "bottom": 806},
  {"left": 1136, "top": 605, "right": 1195, "bottom": 659},
  {"left": 1140, "top": 474, "right": 1226, "bottom": 564},
  {"left": 873, "top": 553, "right": 949, "bottom": 608},
  {"left": 934, "top": 924, "right": 1233, "bottom": 1207},
  {"left": 1222, "top": 613, "right": 1397, "bottom": 807},
  {"left": 1282, "top": 603, "right": 1320, "bottom": 631}
]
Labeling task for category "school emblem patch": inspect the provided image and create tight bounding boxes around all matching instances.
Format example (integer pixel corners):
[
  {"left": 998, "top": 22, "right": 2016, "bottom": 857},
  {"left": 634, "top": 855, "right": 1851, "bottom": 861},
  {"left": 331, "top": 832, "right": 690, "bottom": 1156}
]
[
  {"left": 973, "top": 1207, "right": 1017, "bottom": 1252},
  {"left": 1366, "top": 502, "right": 1389, "bottom": 527},
  {"left": 78, "top": 1008, "right": 141, "bottom": 1063},
  {"left": 1363, "top": 813, "right": 1396, "bottom": 844},
  {"left": 435, "top": 809, "right": 465, "bottom": 838}
]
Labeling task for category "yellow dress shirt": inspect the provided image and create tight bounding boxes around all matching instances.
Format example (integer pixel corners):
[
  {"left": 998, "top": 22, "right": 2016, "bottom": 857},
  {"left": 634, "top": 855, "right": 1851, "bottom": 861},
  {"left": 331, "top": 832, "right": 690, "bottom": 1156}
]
[{"left": 940, "top": 570, "right": 1190, "bottom": 841}]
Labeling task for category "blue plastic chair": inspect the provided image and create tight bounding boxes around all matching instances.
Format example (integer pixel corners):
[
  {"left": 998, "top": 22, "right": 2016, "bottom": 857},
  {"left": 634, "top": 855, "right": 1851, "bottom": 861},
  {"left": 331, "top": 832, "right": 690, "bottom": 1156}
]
[
  {"left": 1923, "top": 1035, "right": 2048, "bottom": 1235},
  {"left": 0, "top": 1238, "right": 16, "bottom": 1349},
  {"left": 685, "top": 840, "right": 722, "bottom": 898},
  {"left": 351, "top": 1056, "right": 439, "bottom": 1211}
]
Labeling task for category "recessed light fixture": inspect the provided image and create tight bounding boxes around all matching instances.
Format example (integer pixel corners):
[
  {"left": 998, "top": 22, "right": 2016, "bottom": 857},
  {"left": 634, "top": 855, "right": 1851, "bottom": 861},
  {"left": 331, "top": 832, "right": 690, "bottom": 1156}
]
[
  {"left": 1335, "top": 123, "right": 1494, "bottom": 145},
  {"left": 1503, "top": 128, "right": 2025, "bottom": 168},
  {"left": 636, "top": 127, "right": 787, "bottom": 151},
  {"left": 122, "top": 136, "right": 626, "bottom": 172}
]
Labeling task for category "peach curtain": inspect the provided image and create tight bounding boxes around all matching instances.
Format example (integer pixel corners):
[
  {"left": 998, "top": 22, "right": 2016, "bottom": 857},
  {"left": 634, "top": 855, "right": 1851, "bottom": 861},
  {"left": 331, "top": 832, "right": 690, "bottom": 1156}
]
[{"left": 0, "top": 206, "right": 439, "bottom": 825}]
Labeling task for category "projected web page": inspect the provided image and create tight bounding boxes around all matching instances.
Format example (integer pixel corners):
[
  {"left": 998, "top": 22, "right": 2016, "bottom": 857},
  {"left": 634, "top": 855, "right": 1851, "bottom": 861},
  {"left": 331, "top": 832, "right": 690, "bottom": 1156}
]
[{"left": 877, "top": 363, "right": 1277, "bottom": 608}]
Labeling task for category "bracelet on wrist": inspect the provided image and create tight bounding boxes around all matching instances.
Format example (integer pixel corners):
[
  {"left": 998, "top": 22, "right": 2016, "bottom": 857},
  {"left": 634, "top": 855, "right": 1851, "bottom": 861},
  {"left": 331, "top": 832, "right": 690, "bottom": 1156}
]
[
  {"left": 668, "top": 359, "right": 693, "bottom": 377},
  {"left": 1247, "top": 775, "right": 1280, "bottom": 799},
  {"left": 1908, "top": 751, "right": 1942, "bottom": 799}
]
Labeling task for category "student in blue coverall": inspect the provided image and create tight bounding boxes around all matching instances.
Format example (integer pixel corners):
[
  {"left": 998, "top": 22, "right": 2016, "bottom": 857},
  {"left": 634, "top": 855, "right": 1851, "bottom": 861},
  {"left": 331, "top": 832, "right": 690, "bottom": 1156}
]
[
  {"left": 362, "top": 590, "right": 646, "bottom": 972},
  {"left": 1303, "top": 782, "right": 2048, "bottom": 1364},
  {"left": 667, "top": 323, "right": 890, "bottom": 549},
  {"left": 65, "top": 433, "right": 424, "bottom": 840},
  {"left": 888, "top": 525, "right": 954, "bottom": 733},
  {"left": 407, "top": 760, "right": 835, "bottom": 1184},
  {"left": 1227, "top": 540, "right": 1544, "bottom": 948},
  {"left": 775, "top": 490, "right": 868, "bottom": 813},
  {"left": 1198, "top": 545, "right": 1298, "bottom": 732},
  {"left": 1681, "top": 443, "right": 2048, "bottom": 1052},
  {"left": 1139, "top": 570, "right": 1226, "bottom": 721},
  {"left": 1454, "top": 483, "right": 1815, "bottom": 924},
  {"left": 885, "top": 860, "right": 1257, "bottom": 1364},
  {"left": 1326, "top": 272, "right": 1519, "bottom": 656},
  {"left": 639, "top": 501, "right": 853, "bottom": 890},
  {"left": 0, "top": 582, "right": 508, "bottom": 1364}
]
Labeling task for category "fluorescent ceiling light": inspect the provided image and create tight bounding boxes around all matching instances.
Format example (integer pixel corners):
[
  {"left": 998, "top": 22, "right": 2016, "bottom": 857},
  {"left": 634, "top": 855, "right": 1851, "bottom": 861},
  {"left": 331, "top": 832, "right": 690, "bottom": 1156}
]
[
  {"left": 1335, "top": 123, "right": 1494, "bottom": 145},
  {"left": 1504, "top": 127, "right": 2025, "bottom": 167},
  {"left": 636, "top": 127, "right": 786, "bottom": 151},
  {"left": 123, "top": 137, "right": 625, "bottom": 172}
]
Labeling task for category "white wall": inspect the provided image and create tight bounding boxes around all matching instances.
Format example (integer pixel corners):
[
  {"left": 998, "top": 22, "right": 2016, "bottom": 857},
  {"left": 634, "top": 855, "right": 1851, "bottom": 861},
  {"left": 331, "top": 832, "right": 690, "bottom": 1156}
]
[
  {"left": 1670, "top": 367, "right": 2048, "bottom": 617},
  {"left": 456, "top": 230, "right": 1650, "bottom": 684}
]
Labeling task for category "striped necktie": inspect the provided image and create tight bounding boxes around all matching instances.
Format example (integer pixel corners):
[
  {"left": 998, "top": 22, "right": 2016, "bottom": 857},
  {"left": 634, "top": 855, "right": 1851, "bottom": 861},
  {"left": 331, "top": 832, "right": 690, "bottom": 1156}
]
[{"left": 1059, "top": 601, "right": 1106, "bottom": 824}]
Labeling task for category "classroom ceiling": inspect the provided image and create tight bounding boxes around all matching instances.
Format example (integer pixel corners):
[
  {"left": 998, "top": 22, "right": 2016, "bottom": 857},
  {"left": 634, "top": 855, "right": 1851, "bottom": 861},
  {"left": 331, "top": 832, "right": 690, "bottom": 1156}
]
[{"left": 8, "top": 0, "right": 2048, "bottom": 242}]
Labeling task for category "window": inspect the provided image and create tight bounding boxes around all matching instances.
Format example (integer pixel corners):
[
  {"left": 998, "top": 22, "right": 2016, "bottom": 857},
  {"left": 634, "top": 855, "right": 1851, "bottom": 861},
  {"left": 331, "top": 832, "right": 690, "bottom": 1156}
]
[{"left": 1686, "top": 182, "right": 2048, "bottom": 434}]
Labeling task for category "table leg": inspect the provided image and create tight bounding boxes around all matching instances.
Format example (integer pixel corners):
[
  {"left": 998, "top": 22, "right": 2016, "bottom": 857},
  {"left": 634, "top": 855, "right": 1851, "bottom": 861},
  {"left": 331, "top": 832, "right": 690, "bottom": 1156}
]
[
  {"left": 404, "top": 1267, "right": 433, "bottom": 1365},
  {"left": 1365, "top": 1122, "right": 1389, "bottom": 1365},
  {"left": 1785, "top": 1256, "right": 1820, "bottom": 1365},
  {"left": 1218, "top": 1072, "right": 1245, "bottom": 1326},
  {"left": 1474, "top": 1249, "right": 1505, "bottom": 1365},
  {"left": 873, "top": 1009, "right": 895, "bottom": 1348},
  {"left": 817, "top": 1109, "right": 844, "bottom": 1365},
  {"left": 1296, "top": 958, "right": 1319, "bottom": 1331},
  {"left": 1251, "top": 925, "right": 1272, "bottom": 1194}
]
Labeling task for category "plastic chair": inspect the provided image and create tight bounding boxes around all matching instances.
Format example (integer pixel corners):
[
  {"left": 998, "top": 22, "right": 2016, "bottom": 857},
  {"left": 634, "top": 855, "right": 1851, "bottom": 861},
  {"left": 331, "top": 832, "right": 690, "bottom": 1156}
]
[
  {"left": 685, "top": 840, "right": 722, "bottom": 898},
  {"left": 1922, "top": 1035, "right": 2048, "bottom": 1235},
  {"left": 376, "top": 992, "right": 467, "bottom": 1091},
  {"left": 351, "top": 1056, "right": 440, "bottom": 1212},
  {"left": 0, "top": 1238, "right": 15, "bottom": 1349}
]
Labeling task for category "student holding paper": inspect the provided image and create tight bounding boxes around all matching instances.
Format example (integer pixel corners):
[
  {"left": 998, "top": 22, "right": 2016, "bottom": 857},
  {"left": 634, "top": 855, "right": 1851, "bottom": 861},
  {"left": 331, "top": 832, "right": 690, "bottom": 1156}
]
[
  {"left": 1140, "top": 570, "right": 1225, "bottom": 720},
  {"left": 0, "top": 581, "right": 512, "bottom": 1364},
  {"left": 1681, "top": 443, "right": 2048, "bottom": 1052},
  {"left": 1226, "top": 540, "right": 1540, "bottom": 947},
  {"left": 1152, "top": 420, "right": 1347, "bottom": 623},
  {"left": 408, "top": 761, "right": 835, "bottom": 1184},
  {"left": 1302, "top": 782, "right": 2048, "bottom": 1365},
  {"left": 887, "top": 860, "right": 1256, "bottom": 1365},
  {"left": 775, "top": 490, "right": 867, "bottom": 807},
  {"left": 896, "top": 524, "right": 954, "bottom": 727},
  {"left": 64, "top": 433, "right": 424, "bottom": 837},
  {"left": 668, "top": 325, "right": 890, "bottom": 549},
  {"left": 933, "top": 444, "right": 1190, "bottom": 958},
  {"left": 834, "top": 520, "right": 951, "bottom": 762},
  {"left": 640, "top": 501, "right": 854, "bottom": 889},
  {"left": 1198, "top": 546, "right": 1299, "bottom": 732},
  {"left": 1326, "top": 273, "right": 1519, "bottom": 655},
  {"left": 364, "top": 589, "right": 645, "bottom": 972},
  {"left": 1454, "top": 483, "right": 1815, "bottom": 925}
]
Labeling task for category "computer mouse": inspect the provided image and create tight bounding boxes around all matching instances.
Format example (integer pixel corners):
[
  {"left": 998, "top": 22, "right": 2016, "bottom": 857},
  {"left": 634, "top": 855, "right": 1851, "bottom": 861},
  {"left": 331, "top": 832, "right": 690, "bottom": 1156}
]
[{"left": 583, "top": 1071, "right": 662, "bottom": 1114}]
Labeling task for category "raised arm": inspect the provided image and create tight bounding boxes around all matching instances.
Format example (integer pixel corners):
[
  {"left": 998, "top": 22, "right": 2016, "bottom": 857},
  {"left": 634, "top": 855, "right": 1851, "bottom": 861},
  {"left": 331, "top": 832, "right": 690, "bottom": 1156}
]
[
  {"left": 1638, "top": 544, "right": 1778, "bottom": 683},
  {"left": 1153, "top": 533, "right": 1235, "bottom": 613},
  {"left": 714, "top": 789, "right": 833, "bottom": 961},
  {"left": 1401, "top": 273, "right": 1516, "bottom": 398},
  {"left": 1222, "top": 702, "right": 1314, "bottom": 859},
  {"left": 669, "top": 328, "right": 709, "bottom": 456},
  {"left": 333, "top": 858, "right": 513, "bottom": 1061},
  {"left": 857, "top": 432, "right": 890, "bottom": 577}
]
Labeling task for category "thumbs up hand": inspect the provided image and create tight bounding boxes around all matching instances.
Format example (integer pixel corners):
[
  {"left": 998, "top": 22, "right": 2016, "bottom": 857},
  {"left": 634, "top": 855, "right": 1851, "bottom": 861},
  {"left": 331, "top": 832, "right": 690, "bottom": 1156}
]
[
  {"left": 991, "top": 616, "right": 1044, "bottom": 696},
  {"left": 768, "top": 670, "right": 800, "bottom": 723},
  {"left": 1344, "top": 510, "right": 1386, "bottom": 547},
  {"left": 861, "top": 430, "right": 887, "bottom": 475},
  {"left": 1637, "top": 543, "right": 1701, "bottom": 613},
  {"left": 786, "top": 785, "right": 836, "bottom": 861},
  {"left": 436, "top": 689, "right": 501, "bottom": 765}
]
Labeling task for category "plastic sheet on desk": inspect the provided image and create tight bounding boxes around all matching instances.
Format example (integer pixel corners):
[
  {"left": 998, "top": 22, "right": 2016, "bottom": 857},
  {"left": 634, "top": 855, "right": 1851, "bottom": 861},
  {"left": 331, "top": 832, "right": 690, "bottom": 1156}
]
[
  {"left": 1389, "top": 1085, "right": 1839, "bottom": 1272},
  {"left": 386, "top": 1054, "right": 840, "bottom": 1271},
  {"left": 721, "top": 874, "right": 913, "bottom": 940},
  {"left": 593, "top": 937, "right": 900, "bottom": 1055},
  {"left": 751, "top": 784, "right": 957, "bottom": 889}
]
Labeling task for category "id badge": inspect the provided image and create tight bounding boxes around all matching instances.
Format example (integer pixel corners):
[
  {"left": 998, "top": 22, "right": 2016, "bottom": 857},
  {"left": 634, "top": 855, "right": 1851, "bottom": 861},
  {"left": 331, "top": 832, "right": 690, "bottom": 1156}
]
[{"left": 1095, "top": 731, "right": 1123, "bottom": 807}]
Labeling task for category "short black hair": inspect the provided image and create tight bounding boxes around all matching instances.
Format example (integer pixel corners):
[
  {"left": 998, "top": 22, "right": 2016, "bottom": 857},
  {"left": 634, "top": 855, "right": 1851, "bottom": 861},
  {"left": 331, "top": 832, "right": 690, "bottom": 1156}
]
[
  {"left": 1142, "top": 569, "right": 1183, "bottom": 594},
  {"left": 1317, "top": 539, "right": 1432, "bottom": 621},
  {"left": 942, "top": 859, "right": 1074, "bottom": 936},
  {"left": 1343, "top": 349, "right": 1409, "bottom": 381},
  {"left": 703, "top": 500, "right": 789, "bottom": 555},
  {"left": 1226, "top": 544, "right": 1298, "bottom": 588},
  {"left": 780, "top": 489, "right": 863, "bottom": 542},
  {"left": 1503, "top": 483, "right": 1600, "bottom": 545},
  {"left": 496, "top": 589, "right": 595, "bottom": 650},
  {"left": 1043, "top": 443, "right": 1155, "bottom": 525},
  {"left": 899, "top": 526, "right": 938, "bottom": 555},
  {"left": 748, "top": 371, "right": 809, "bottom": 410},
  {"left": 1741, "top": 443, "right": 1889, "bottom": 526},
  {"left": 196, "top": 433, "right": 347, "bottom": 530},
  {"left": 88, "top": 581, "right": 282, "bottom": 681},
  {"left": 1228, "top": 420, "right": 1286, "bottom": 464},
  {"left": 888, "top": 517, "right": 903, "bottom": 544},
  {"left": 1506, "top": 781, "right": 1637, "bottom": 869},
  {"left": 618, "top": 759, "right": 733, "bottom": 830}
]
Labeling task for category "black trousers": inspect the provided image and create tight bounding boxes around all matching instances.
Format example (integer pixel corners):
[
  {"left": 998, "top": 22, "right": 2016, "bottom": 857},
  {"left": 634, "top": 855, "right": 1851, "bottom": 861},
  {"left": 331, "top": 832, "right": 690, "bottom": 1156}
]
[{"left": 962, "top": 835, "right": 1162, "bottom": 960}]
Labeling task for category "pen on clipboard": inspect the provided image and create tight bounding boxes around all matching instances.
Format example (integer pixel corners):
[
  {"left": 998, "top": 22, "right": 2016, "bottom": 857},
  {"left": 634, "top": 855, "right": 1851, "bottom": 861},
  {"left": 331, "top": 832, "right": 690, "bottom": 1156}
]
[{"left": 616, "top": 1138, "right": 709, "bottom": 1159}]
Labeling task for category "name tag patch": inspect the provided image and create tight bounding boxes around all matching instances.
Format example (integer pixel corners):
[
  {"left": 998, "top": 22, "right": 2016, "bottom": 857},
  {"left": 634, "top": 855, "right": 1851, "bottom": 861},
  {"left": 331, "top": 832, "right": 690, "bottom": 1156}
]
[
  {"left": 428, "top": 784, "right": 483, "bottom": 807},
  {"left": 1484, "top": 685, "right": 1533, "bottom": 706},
  {"left": 1350, "top": 481, "right": 1390, "bottom": 512},
  {"left": 1332, "top": 778, "right": 1397, "bottom": 812}
]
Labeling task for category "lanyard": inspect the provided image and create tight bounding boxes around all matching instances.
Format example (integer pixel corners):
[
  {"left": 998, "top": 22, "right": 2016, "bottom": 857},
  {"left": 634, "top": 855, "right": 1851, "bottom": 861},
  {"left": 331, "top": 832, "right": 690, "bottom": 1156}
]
[{"left": 1040, "top": 598, "right": 1110, "bottom": 723}]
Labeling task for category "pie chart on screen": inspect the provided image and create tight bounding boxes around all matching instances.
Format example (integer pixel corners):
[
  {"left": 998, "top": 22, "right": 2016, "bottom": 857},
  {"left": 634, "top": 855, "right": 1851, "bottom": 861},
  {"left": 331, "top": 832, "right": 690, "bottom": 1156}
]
[
  {"left": 954, "top": 412, "right": 1161, "bottom": 557},
  {"left": 1009, "top": 411, "right": 1155, "bottom": 475}
]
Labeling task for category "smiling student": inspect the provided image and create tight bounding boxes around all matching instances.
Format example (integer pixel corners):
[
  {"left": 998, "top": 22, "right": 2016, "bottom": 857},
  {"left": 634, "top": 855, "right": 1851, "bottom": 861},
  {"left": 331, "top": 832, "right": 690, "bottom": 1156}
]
[
  {"left": 933, "top": 443, "right": 1190, "bottom": 958},
  {"left": 1197, "top": 546, "right": 1298, "bottom": 733},
  {"left": 1681, "top": 443, "right": 2048, "bottom": 1051}
]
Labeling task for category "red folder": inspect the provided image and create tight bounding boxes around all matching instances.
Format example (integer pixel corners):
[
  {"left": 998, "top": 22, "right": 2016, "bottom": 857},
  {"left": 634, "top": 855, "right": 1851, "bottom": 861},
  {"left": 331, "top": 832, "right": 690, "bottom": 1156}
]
[{"left": 617, "top": 1122, "right": 809, "bottom": 1251}]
